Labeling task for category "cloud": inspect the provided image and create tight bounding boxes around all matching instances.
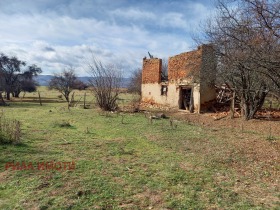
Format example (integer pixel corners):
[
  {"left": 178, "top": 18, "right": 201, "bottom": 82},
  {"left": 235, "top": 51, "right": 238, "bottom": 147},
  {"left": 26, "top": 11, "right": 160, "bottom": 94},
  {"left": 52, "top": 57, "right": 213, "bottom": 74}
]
[
  {"left": 110, "top": 8, "right": 156, "bottom": 20},
  {"left": 160, "top": 12, "right": 188, "bottom": 29},
  {"left": 0, "top": 0, "right": 215, "bottom": 77},
  {"left": 44, "top": 47, "right": 56, "bottom": 52},
  {"left": 110, "top": 8, "right": 189, "bottom": 31},
  {"left": 109, "top": 1, "right": 213, "bottom": 33}
]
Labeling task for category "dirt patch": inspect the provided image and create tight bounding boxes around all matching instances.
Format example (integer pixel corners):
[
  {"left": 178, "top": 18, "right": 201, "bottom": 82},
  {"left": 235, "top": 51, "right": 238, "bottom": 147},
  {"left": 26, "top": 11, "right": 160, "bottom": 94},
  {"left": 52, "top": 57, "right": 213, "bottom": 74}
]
[
  {"left": 169, "top": 111, "right": 280, "bottom": 136},
  {"left": 167, "top": 110, "right": 279, "bottom": 208},
  {"left": 0, "top": 170, "right": 10, "bottom": 183},
  {"left": 133, "top": 188, "right": 164, "bottom": 209}
]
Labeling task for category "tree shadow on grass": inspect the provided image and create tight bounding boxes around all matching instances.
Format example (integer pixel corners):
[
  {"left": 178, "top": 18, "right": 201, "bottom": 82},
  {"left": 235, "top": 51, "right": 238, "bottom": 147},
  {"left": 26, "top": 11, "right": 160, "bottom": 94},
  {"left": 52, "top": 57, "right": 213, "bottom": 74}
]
[
  {"left": 2, "top": 101, "right": 67, "bottom": 109},
  {"left": 11, "top": 99, "right": 66, "bottom": 104}
]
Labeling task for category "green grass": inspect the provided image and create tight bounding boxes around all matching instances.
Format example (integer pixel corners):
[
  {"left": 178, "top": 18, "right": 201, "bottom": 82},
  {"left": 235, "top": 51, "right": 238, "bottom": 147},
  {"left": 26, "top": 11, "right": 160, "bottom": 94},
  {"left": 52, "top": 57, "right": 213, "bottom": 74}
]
[{"left": 0, "top": 88, "right": 279, "bottom": 209}]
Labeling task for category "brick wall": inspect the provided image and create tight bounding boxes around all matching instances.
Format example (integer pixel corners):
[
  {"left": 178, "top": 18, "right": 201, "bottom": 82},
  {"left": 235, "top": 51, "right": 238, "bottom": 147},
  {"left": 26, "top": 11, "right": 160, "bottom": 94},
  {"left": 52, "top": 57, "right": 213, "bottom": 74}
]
[
  {"left": 168, "top": 49, "right": 202, "bottom": 82},
  {"left": 141, "top": 45, "right": 216, "bottom": 113},
  {"left": 142, "top": 58, "right": 162, "bottom": 84}
]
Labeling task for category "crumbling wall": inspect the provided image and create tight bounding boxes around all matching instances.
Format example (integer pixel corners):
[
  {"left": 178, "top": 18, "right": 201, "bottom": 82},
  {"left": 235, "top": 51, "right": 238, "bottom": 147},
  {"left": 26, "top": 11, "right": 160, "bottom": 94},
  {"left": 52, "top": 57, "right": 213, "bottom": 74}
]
[
  {"left": 142, "top": 58, "right": 162, "bottom": 84},
  {"left": 199, "top": 45, "right": 217, "bottom": 108},
  {"left": 168, "top": 49, "right": 202, "bottom": 82},
  {"left": 141, "top": 45, "right": 217, "bottom": 113}
]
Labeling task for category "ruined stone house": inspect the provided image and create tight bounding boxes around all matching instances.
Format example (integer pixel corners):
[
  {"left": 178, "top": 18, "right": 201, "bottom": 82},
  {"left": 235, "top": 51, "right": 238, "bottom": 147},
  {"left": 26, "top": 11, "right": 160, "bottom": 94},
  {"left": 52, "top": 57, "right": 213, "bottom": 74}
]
[{"left": 141, "top": 44, "right": 216, "bottom": 113}]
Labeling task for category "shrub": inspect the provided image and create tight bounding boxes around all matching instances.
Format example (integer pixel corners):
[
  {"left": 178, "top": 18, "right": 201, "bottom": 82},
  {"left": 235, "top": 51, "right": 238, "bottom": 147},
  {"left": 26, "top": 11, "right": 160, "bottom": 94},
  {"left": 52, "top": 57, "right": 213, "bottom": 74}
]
[
  {"left": 53, "top": 120, "right": 73, "bottom": 128},
  {"left": 88, "top": 58, "right": 123, "bottom": 111},
  {"left": 0, "top": 114, "right": 22, "bottom": 144}
]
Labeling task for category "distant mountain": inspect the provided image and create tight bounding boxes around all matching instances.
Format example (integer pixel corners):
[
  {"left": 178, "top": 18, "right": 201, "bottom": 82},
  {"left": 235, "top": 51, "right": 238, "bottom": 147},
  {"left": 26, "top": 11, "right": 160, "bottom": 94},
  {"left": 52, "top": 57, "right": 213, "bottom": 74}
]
[
  {"left": 35, "top": 75, "right": 131, "bottom": 88},
  {"left": 34, "top": 75, "right": 54, "bottom": 86}
]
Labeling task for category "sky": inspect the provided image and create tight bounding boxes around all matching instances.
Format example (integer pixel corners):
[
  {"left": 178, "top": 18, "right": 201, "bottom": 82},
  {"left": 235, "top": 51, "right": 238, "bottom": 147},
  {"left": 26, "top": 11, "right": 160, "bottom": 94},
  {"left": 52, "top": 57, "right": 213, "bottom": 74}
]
[{"left": 0, "top": 0, "right": 216, "bottom": 77}]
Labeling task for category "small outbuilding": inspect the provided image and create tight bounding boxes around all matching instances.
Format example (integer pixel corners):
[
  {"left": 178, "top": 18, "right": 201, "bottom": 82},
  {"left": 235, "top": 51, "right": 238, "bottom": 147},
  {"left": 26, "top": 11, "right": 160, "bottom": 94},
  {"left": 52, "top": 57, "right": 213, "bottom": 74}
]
[{"left": 141, "top": 44, "right": 216, "bottom": 113}]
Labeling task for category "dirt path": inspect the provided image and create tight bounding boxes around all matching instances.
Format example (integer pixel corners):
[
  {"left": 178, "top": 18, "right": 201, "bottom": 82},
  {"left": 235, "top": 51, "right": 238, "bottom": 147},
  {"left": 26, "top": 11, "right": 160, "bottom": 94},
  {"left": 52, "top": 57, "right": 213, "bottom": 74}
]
[{"left": 169, "top": 110, "right": 280, "bottom": 137}]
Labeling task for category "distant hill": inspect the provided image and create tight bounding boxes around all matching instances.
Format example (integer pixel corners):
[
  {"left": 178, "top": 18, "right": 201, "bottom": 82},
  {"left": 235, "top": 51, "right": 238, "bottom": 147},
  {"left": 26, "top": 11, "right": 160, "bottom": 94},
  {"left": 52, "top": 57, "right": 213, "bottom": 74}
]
[
  {"left": 34, "top": 75, "right": 54, "bottom": 86},
  {"left": 35, "top": 75, "right": 131, "bottom": 88}
]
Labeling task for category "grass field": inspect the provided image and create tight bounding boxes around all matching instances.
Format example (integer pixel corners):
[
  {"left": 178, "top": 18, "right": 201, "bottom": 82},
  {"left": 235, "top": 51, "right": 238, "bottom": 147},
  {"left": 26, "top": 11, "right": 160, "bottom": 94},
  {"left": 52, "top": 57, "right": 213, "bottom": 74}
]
[{"left": 0, "top": 87, "right": 279, "bottom": 209}]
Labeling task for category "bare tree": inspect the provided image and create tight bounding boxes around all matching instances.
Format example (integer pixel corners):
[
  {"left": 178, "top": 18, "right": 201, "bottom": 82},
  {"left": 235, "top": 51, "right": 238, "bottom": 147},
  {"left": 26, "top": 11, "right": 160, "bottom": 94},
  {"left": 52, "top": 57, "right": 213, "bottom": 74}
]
[
  {"left": 199, "top": 0, "right": 280, "bottom": 120},
  {"left": 244, "top": 0, "right": 280, "bottom": 90},
  {"left": 128, "top": 68, "right": 142, "bottom": 95},
  {"left": 87, "top": 58, "right": 123, "bottom": 111},
  {"left": 48, "top": 68, "right": 79, "bottom": 102}
]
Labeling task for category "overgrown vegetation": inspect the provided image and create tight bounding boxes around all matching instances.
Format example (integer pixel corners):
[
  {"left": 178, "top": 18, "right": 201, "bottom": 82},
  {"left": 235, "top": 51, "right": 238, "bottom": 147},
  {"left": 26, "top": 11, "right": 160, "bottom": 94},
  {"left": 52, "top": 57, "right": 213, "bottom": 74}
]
[
  {"left": 0, "top": 112, "right": 21, "bottom": 144},
  {"left": 0, "top": 88, "right": 278, "bottom": 209},
  {"left": 88, "top": 57, "right": 123, "bottom": 111},
  {"left": 53, "top": 120, "right": 73, "bottom": 128},
  {"left": 127, "top": 68, "right": 142, "bottom": 95},
  {"left": 199, "top": 0, "right": 280, "bottom": 120}
]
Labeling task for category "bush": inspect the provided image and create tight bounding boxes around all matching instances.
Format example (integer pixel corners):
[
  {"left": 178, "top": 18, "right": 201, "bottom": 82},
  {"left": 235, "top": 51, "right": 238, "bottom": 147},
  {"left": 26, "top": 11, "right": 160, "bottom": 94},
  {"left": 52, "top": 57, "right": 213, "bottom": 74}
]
[
  {"left": 88, "top": 58, "right": 123, "bottom": 111},
  {"left": 0, "top": 115, "right": 22, "bottom": 144},
  {"left": 53, "top": 120, "right": 73, "bottom": 128}
]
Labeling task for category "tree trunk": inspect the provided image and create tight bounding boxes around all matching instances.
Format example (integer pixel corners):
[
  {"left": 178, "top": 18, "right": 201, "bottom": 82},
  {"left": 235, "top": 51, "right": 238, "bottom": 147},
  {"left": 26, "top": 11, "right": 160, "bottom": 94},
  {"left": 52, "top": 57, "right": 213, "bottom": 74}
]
[
  {"left": 243, "top": 103, "right": 250, "bottom": 120},
  {"left": 6, "top": 91, "right": 11, "bottom": 100},
  {"left": 14, "top": 91, "right": 20, "bottom": 98},
  {"left": 65, "top": 94, "right": 69, "bottom": 102},
  {"left": 242, "top": 91, "right": 267, "bottom": 120},
  {"left": 244, "top": 104, "right": 257, "bottom": 120}
]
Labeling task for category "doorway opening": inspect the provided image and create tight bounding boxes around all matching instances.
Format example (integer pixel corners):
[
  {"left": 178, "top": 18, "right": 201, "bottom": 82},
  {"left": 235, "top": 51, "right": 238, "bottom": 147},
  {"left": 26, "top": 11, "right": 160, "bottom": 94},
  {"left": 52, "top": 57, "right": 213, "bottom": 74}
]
[{"left": 179, "top": 87, "right": 194, "bottom": 112}]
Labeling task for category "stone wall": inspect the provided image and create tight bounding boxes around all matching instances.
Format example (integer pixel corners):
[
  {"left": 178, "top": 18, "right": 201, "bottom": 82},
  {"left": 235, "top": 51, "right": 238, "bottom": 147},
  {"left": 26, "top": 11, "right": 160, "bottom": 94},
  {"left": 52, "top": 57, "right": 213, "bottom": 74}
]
[
  {"left": 199, "top": 45, "right": 217, "bottom": 107},
  {"left": 142, "top": 58, "right": 162, "bottom": 84}
]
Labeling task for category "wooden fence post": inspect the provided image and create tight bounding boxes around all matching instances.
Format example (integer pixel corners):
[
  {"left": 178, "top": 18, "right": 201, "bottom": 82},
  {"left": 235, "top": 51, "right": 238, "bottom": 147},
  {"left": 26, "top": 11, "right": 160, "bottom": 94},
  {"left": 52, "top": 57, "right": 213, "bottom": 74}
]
[
  {"left": 230, "top": 91, "right": 235, "bottom": 119},
  {"left": 84, "top": 92, "right": 86, "bottom": 109},
  {"left": 38, "top": 91, "right": 42, "bottom": 106}
]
